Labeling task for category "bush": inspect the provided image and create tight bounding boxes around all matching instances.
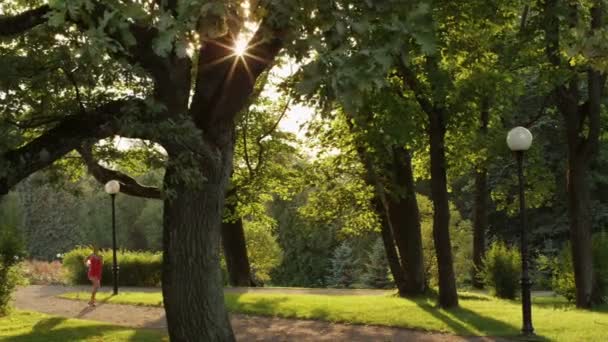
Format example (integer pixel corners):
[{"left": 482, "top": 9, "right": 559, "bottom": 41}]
[
  {"left": 481, "top": 241, "right": 521, "bottom": 299},
  {"left": 21, "top": 260, "right": 66, "bottom": 285},
  {"left": 551, "top": 233, "right": 608, "bottom": 303},
  {"left": 63, "top": 246, "right": 162, "bottom": 287},
  {"left": 419, "top": 195, "right": 473, "bottom": 287},
  {"left": 0, "top": 225, "right": 26, "bottom": 316},
  {"left": 361, "top": 238, "right": 392, "bottom": 289}
]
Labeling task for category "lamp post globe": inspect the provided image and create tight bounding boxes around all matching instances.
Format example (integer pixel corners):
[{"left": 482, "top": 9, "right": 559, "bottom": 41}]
[
  {"left": 105, "top": 180, "right": 120, "bottom": 295},
  {"left": 507, "top": 126, "right": 534, "bottom": 336},
  {"left": 105, "top": 180, "right": 120, "bottom": 195},
  {"left": 507, "top": 126, "right": 533, "bottom": 152}
]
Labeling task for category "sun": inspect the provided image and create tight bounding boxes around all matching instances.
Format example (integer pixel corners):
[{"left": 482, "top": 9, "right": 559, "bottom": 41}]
[{"left": 234, "top": 37, "right": 248, "bottom": 56}]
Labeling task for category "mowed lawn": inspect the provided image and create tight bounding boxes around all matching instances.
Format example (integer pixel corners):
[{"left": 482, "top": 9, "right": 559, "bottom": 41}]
[
  {"left": 61, "top": 291, "right": 608, "bottom": 341},
  {"left": 0, "top": 310, "right": 167, "bottom": 342}
]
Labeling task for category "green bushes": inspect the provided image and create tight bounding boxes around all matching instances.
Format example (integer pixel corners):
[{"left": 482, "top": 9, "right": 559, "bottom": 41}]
[
  {"left": 62, "top": 246, "right": 162, "bottom": 287},
  {"left": 0, "top": 225, "right": 26, "bottom": 316},
  {"left": 481, "top": 241, "right": 521, "bottom": 299},
  {"left": 549, "top": 234, "right": 608, "bottom": 303}
]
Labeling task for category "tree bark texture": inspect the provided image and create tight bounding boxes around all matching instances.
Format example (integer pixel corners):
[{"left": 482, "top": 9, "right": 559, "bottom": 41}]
[
  {"left": 372, "top": 195, "right": 409, "bottom": 295},
  {"left": 543, "top": 0, "right": 605, "bottom": 308},
  {"left": 428, "top": 110, "right": 459, "bottom": 308},
  {"left": 222, "top": 199, "right": 254, "bottom": 287},
  {"left": 162, "top": 141, "right": 236, "bottom": 342},
  {"left": 387, "top": 147, "right": 426, "bottom": 295}
]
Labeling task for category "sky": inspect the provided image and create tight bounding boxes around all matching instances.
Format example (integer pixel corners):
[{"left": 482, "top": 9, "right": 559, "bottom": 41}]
[{"left": 265, "top": 61, "right": 314, "bottom": 140}]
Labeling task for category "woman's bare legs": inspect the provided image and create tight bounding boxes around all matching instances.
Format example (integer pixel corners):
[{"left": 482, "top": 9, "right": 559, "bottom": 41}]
[{"left": 89, "top": 278, "right": 100, "bottom": 306}]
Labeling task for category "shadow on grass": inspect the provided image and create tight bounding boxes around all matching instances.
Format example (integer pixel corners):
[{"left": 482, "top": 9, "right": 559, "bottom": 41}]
[
  {"left": 31, "top": 317, "right": 66, "bottom": 333},
  {"left": 5, "top": 320, "right": 163, "bottom": 342},
  {"left": 226, "top": 294, "right": 291, "bottom": 316},
  {"left": 530, "top": 297, "right": 608, "bottom": 313},
  {"left": 75, "top": 293, "right": 116, "bottom": 318},
  {"left": 415, "top": 299, "right": 549, "bottom": 342}
]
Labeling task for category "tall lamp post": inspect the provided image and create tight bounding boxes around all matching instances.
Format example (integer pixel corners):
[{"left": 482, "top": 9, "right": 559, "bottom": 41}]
[
  {"left": 104, "top": 180, "right": 120, "bottom": 295},
  {"left": 506, "top": 126, "right": 534, "bottom": 336}
]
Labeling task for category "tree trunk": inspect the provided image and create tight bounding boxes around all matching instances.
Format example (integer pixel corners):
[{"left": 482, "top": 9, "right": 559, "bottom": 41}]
[
  {"left": 371, "top": 195, "right": 409, "bottom": 296},
  {"left": 472, "top": 168, "right": 488, "bottom": 289},
  {"left": 222, "top": 210, "right": 254, "bottom": 287},
  {"left": 162, "top": 142, "right": 235, "bottom": 342},
  {"left": 472, "top": 102, "right": 489, "bottom": 289},
  {"left": 544, "top": 0, "right": 604, "bottom": 309},
  {"left": 387, "top": 147, "right": 426, "bottom": 295},
  {"left": 567, "top": 146, "right": 595, "bottom": 308},
  {"left": 428, "top": 110, "right": 458, "bottom": 308}
]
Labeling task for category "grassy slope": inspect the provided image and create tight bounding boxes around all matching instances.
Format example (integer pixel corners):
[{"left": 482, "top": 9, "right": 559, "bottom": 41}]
[
  {"left": 60, "top": 291, "right": 608, "bottom": 341},
  {"left": 0, "top": 310, "right": 166, "bottom": 342}
]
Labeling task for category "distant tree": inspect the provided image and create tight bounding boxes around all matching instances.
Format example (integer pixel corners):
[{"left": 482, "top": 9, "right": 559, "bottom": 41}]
[
  {"left": 361, "top": 238, "right": 392, "bottom": 289},
  {"left": 328, "top": 242, "right": 357, "bottom": 288}
]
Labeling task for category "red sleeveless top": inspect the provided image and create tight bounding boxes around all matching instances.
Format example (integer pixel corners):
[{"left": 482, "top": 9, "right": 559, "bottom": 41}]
[{"left": 87, "top": 255, "right": 102, "bottom": 279}]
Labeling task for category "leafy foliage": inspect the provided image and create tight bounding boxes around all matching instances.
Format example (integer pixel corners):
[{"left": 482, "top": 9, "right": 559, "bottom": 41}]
[
  {"left": 270, "top": 197, "right": 337, "bottom": 288},
  {"left": 0, "top": 224, "right": 26, "bottom": 316},
  {"left": 480, "top": 241, "right": 521, "bottom": 300},
  {"left": 548, "top": 234, "right": 608, "bottom": 304},
  {"left": 62, "top": 246, "right": 162, "bottom": 287},
  {"left": 418, "top": 195, "right": 473, "bottom": 287}
]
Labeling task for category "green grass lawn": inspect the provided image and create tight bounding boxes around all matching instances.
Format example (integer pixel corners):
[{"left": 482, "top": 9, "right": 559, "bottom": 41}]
[
  {"left": 0, "top": 310, "right": 167, "bottom": 342},
  {"left": 61, "top": 290, "right": 608, "bottom": 341}
]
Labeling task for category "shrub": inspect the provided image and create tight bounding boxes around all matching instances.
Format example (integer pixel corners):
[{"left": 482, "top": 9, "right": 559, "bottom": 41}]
[
  {"left": 481, "top": 241, "right": 521, "bottom": 299},
  {"left": 20, "top": 260, "right": 66, "bottom": 285},
  {"left": 328, "top": 242, "right": 357, "bottom": 288},
  {"left": 361, "top": 238, "right": 392, "bottom": 289},
  {"left": 419, "top": 195, "right": 473, "bottom": 287},
  {"left": 63, "top": 246, "right": 162, "bottom": 287},
  {"left": 551, "top": 233, "right": 608, "bottom": 303},
  {"left": 0, "top": 225, "right": 26, "bottom": 316}
]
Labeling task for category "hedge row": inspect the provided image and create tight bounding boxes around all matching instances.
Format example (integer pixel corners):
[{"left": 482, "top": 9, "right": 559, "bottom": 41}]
[{"left": 62, "top": 247, "right": 162, "bottom": 287}]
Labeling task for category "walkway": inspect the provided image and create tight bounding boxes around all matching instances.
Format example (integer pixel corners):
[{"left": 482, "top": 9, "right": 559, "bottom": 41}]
[{"left": 14, "top": 286, "right": 511, "bottom": 341}]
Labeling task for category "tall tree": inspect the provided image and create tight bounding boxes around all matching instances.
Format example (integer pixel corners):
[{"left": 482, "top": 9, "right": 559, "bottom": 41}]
[{"left": 542, "top": 0, "right": 606, "bottom": 308}]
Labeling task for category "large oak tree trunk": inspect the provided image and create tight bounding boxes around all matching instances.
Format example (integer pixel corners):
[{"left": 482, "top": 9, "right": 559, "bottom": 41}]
[
  {"left": 162, "top": 141, "right": 235, "bottom": 342},
  {"left": 472, "top": 103, "right": 489, "bottom": 289},
  {"left": 428, "top": 110, "right": 458, "bottom": 308},
  {"left": 387, "top": 147, "right": 426, "bottom": 295}
]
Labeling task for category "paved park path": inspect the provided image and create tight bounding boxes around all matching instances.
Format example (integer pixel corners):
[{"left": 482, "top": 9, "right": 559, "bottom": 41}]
[{"left": 14, "top": 285, "right": 511, "bottom": 342}]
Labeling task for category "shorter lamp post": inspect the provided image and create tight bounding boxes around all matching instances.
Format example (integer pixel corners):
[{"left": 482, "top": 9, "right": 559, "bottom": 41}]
[
  {"left": 104, "top": 180, "right": 120, "bottom": 295},
  {"left": 506, "top": 126, "right": 534, "bottom": 336}
]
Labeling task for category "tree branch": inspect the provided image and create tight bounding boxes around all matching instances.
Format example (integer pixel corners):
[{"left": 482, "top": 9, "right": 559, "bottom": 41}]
[
  {"left": 253, "top": 99, "right": 290, "bottom": 175},
  {"left": 395, "top": 57, "right": 435, "bottom": 116},
  {"left": 77, "top": 142, "right": 161, "bottom": 199},
  {"left": 0, "top": 99, "right": 148, "bottom": 195},
  {"left": 242, "top": 108, "right": 254, "bottom": 177},
  {"left": 190, "top": 19, "right": 285, "bottom": 142},
  {"left": 0, "top": 5, "right": 50, "bottom": 37},
  {"left": 543, "top": 0, "right": 562, "bottom": 67}
]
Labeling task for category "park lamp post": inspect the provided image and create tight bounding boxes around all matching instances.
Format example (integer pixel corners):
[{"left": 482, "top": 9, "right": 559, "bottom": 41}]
[
  {"left": 506, "top": 126, "right": 534, "bottom": 336},
  {"left": 104, "top": 180, "right": 120, "bottom": 295}
]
